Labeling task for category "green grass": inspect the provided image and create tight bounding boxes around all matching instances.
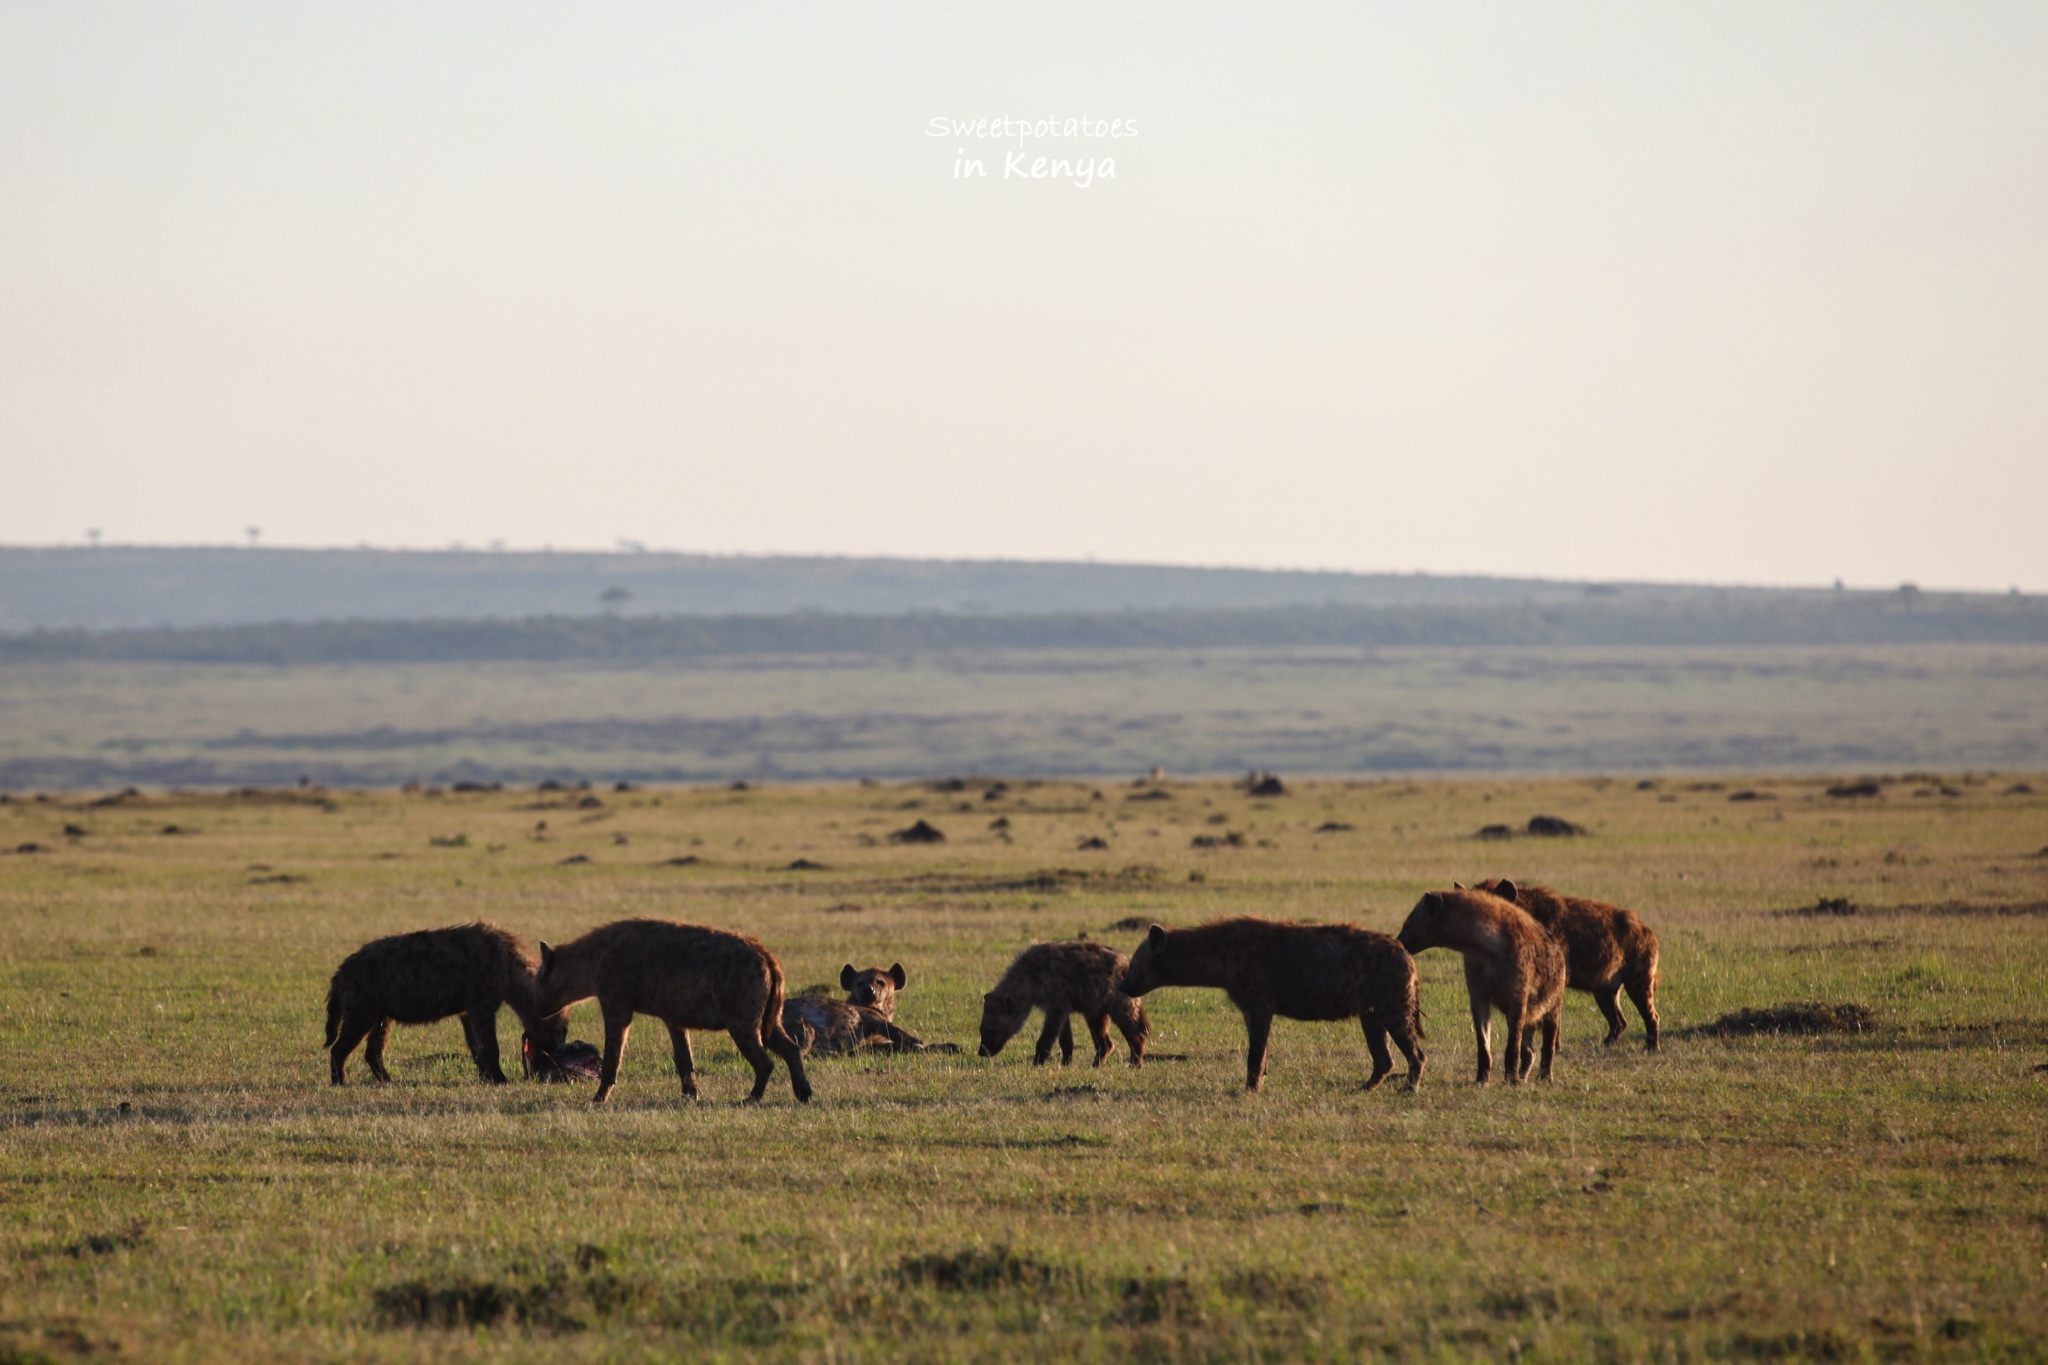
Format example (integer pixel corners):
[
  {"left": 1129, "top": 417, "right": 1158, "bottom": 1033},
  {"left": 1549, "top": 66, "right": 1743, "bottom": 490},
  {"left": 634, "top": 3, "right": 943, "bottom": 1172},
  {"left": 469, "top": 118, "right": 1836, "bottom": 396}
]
[{"left": 2, "top": 774, "right": 2047, "bottom": 1362}]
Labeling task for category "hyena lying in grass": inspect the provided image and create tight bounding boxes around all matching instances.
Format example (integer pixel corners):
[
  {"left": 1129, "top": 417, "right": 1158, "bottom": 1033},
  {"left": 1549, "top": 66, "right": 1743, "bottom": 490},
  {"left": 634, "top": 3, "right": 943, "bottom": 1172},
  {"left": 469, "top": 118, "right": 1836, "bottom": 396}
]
[
  {"left": 324, "top": 921, "right": 569, "bottom": 1085},
  {"left": 1119, "top": 919, "right": 1423, "bottom": 1093},
  {"left": 978, "top": 941, "right": 1149, "bottom": 1068},
  {"left": 1398, "top": 887, "right": 1566, "bottom": 1084},
  {"left": 784, "top": 964, "right": 928, "bottom": 1056},
  {"left": 1472, "top": 878, "right": 1661, "bottom": 1051},
  {"left": 534, "top": 918, "right": 811, "bottom": 1104}
]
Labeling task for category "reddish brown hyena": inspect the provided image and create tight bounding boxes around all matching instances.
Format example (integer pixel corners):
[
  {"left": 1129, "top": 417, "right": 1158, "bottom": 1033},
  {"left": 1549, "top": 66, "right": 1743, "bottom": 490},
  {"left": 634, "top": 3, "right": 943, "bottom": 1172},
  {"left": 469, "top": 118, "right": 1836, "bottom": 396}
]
[
  {"left": 1119, "top": 919, "right": 1423, "bottom": 1093},
  {"left": 1398, "top": 887, "right": 1566, "bottom": 1084},
  {"left": 1473, "top": 878, "right": 1661, "bottom": 1051},
  {"left": 978, "top": 941, "right": 1149, "bottom": 1068},
  {"left": 784, "top": 962, "right": 928, "bottom": 1056},
  {"left": 534, "top": 918, "right": 811, "bottom": 1104},
  {"left": 324, "top": 921, "right": 569, "bottom": 1085}
]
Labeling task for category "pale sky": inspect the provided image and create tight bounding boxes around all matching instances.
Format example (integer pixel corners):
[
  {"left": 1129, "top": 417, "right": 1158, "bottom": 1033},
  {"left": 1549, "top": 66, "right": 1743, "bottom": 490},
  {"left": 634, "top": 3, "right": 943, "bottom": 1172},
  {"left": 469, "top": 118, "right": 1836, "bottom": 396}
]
[{"left": 2, "top": 3, "right": 2044, "bottom": 590}]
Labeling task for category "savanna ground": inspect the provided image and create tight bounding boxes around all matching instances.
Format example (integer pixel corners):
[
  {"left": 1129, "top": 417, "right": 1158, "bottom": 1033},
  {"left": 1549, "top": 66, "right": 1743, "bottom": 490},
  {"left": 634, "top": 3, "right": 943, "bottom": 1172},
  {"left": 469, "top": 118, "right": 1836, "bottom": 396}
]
[
  {"left": 1, "top": 773, "right": 2046, "bottom": 1363},
  {"left": 3, "top": 643, "right": 2046, "bottom": 788}
]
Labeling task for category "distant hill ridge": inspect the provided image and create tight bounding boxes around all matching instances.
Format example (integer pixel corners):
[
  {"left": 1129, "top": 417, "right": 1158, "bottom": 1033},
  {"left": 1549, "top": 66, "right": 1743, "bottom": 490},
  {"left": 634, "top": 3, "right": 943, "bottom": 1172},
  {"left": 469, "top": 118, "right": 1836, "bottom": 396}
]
[
  {"left": 4, "top": 596, "right": 2043, "bottom": 663},
  {"left": 0, "top": 544, "right": 1904, "bottom": 632}
]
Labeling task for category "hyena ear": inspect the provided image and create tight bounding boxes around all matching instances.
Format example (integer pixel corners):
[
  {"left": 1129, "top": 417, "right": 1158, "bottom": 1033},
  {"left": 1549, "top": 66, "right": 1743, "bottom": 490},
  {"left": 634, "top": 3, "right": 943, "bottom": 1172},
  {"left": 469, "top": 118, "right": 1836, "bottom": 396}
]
[
  {"left": 1422, "top": 892, "right": 1441, "bottom": 910},
  {"left": 1494, "top": 879, "right": 1519, "bottom": 903},
  {"left": 840, "top": 963, "right": 859, "bottom": 991},
  {"left": 1453, "top": 881, "right": 1466, "bottom": 890},
  {"left": 1146, "top": 924, "right": 1167, "bottom": 949},
  {"left": 539, "top": 942, "right": 555, "bottom": 974},
  {"left": 888, "top": 962, "right": 908, "bottom": 990}
]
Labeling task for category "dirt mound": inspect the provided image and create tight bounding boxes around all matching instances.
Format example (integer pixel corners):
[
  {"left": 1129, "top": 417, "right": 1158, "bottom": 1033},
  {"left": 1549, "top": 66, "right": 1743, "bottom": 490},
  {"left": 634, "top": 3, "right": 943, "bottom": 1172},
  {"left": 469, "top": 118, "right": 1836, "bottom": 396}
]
[
  {"left": 888, "top": 820, "right": 947, "bottom": 845},
  {"left": 1247, "top": 775, "right": 1288, "bottom": 797},
  {"left": 1526, "top": 815, "right": 1586, "bottom": 837},
  {"left": 1076, "top": 836, "right": 1109, "bottom": 850},
  {"left": 1788, "top": 896, "right": 1858, "bottom": 916},
  {"left": 1826, "top": 781, "right": 1883, "bottom": 799},
  {"left": 1474, "top": 824, "right": 1514, "bottom": 840},
  {"left": 1314, "top": 821, "right": 1354, "bottom": 833},
  {"left": 1699, "top": 1002, "right": 1874, "bottom": 1036},
  {"left": 785, "top": 858, "right": 827, "bottom": 870}
]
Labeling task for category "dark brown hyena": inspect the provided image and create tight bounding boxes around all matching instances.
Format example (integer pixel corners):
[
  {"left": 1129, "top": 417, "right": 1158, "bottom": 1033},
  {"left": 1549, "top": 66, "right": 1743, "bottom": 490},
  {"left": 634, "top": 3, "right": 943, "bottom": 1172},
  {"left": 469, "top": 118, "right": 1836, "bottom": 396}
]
[
  {"left": 1397, "top": 888, "right": 1566, "bottom": 1084},
  {"left": 533, "top": 918, "right": 811, "bottom": 1104},
  {"left": 1473, "top": 878, "right": 1661, "bottom": 1051},
  {"left": 324, "top": 921, "right": 569, "bottom": 1085},
  {"left": 843, "top": 962, "right": 907, "bottom": 1016},
  {"left": 978, "top": 941, "right": 1149, "bottom": 1068},
  {"left": 783, "top": 962, "right": 926, "bottom": 1056},
  {"left": 1119, "top": 919, "right": 1423, "bottom": 1093},
  {"left": 783, "top": 996, "right": 927, "bottom": 1056}
]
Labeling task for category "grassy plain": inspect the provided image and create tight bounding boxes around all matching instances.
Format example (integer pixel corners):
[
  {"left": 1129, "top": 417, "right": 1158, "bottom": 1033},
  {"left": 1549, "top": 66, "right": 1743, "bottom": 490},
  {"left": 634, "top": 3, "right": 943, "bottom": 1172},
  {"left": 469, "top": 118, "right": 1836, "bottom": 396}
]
[
  {"left": 4, "top": 643, "right": 2047, "bottom": 789},
  {"left": 1, "top": 774, "right": 2046, "bottom": 1362}
]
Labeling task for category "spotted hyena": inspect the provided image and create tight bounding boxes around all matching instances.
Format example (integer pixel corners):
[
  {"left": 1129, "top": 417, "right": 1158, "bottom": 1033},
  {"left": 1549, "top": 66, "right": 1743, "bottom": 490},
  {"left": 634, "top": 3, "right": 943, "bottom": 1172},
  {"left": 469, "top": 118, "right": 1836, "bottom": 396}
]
[
  {"left": 1473, "top": 878, "right": 1660, "bottom": 1051},
  {"left": 533, "top": 918, "right": 810, "bottom": 1104},
  {"left": 784, "top": 962, "right": 928, "bottom": 1056},
  {"left": 978, "top": 940, "right": 1148, "bottom": 1068},
  {"left": 1119, "top": 918, "right": 1423, "bottom": 1092},
  {"left": 324, "top": 921, "right": 570, "bottom": 1085},
  {"left": 1397, "top": 887, "right": 1566, "bottom": 1084}
]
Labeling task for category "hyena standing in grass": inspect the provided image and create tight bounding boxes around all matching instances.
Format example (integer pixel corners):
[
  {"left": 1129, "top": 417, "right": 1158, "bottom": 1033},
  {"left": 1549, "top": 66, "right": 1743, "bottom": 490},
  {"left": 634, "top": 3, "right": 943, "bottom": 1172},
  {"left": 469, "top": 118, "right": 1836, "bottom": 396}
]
[
  {"left": 784, "top": 964, "right": 928, "bottom": 1056},
  {"left": 978, "top": 941, "right": 1149, "bottom": 1068},
  {"left": 534, "top": 918, "right": 811, "bottom": 1104},
  {"left": 1397, "top": 887, "right": 1566, "bottom": 1084},
  {"left": 324, "top": 922, "right": 570, "bottom": 1085},
  {"left": 1118, "top": 919, "right": 1423, "bottom": 1093},
  {"left": 1473, "top": 878, "right": 1661, "bottom": 1051}
]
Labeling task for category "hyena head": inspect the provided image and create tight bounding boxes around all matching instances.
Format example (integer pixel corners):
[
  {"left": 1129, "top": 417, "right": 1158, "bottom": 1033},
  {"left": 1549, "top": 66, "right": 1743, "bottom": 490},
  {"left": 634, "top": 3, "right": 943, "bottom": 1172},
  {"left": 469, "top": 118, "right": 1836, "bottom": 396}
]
[
  {"left": 519, "top": 1008, "right": 574, "bottom": 1080},
  {"left": 977, "top": 990, "right": 1033, "bottom": 1057},
  {"left": 842, "top": 962, "right": 908, "bottom": 1016}
]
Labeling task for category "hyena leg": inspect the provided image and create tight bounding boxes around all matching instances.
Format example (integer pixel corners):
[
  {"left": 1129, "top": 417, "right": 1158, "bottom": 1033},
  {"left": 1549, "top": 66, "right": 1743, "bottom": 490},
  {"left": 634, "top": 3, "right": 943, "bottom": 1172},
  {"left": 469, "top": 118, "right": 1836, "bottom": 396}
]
[
  {"left": 764, "top": 1021, "right": 813, "bottom": 1104},
  {"left": 1624, "top": 965, "right": 1660, "bottom": 1053},
  {"left": 1113, "top": 1010, "right": 1148, "bottom": 1069},
  {"left": 1033, "top": 1011, "right": 1070, "bottom": 1066},
  {"left": 1084, "top": 1013, "right": 1115, "bottom": 1068},
  {"left": 594, "top": 1002, "right": 634, "bottom": 1105},
  {"left": 1360, "top": 1020, "right": 1394, "bottom": 1092},
  {"left": 1388, "top": 1013, "right": 1425, "bottom": 1091},
  {"left": 667, "top": 1022, "right": 699, "bottom": 1098},
  {"left": 363, "top": 1017, "right": 394, "bottom": 1082},
  {"left": 1241, "top": 1009, "right": 1275, "bottom": 1093},
  {"left": 1519, "top": 1023, "right": 1537, "bottom": 1079},
  {"left": 1502, "top": 1005, "right": 1530, "bottom": 1084},
  {"left": 1468, "top": 991, "right": 1494, "bottom": 1085},
  {"left": 1594, "top": 981, "right": 1628, "bottom": 1046},
  {"left": 1538, "top": 1013, "right": 1559, "bottom": 1080},
  {"left": 464, "top": 1003, "right": 508, "bottom": 1084},
  {"left": 330, "top": 1015, "right": 375, "bottom": 1085},
  {"left": 726, "top": 1024, "right": 777, "bottom": 1103}
]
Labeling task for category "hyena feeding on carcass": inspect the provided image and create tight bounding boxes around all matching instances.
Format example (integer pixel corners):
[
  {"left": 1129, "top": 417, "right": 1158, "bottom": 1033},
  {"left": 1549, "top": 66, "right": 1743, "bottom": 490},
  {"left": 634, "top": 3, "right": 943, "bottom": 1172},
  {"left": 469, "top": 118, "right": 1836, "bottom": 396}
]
[
  {"left": 324, "top": 921, "right": 570, "bottom": 1085},
  {"left": 1118, "top": 919, "right": 1423, "bottom": 1093},
  {"left": 1472, "top": 878, "right": 1661, "bottom": 1051},
  {"left": 977, "top": 940, "right": 1149, "bottom": 1068},
  {"left": 534, "top": 918, "right": 811, "bottom": 1104},
  {"left": 1397, "top": 887, "right": 1567, "bottom": 1084}
]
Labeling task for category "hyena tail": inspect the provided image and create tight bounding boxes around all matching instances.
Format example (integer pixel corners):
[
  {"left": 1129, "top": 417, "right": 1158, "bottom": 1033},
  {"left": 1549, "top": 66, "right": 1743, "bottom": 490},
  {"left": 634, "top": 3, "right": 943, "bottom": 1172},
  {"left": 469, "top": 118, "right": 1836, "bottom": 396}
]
[
  {"left": 759, "top": 962, "right": 791, "bottom": 1048},
  {"left": 323, "top": 981, "right": 342, "bottom": 1048},
  {"left": 1404, "top": 969, "right": 1427, "bottom": 1042}
]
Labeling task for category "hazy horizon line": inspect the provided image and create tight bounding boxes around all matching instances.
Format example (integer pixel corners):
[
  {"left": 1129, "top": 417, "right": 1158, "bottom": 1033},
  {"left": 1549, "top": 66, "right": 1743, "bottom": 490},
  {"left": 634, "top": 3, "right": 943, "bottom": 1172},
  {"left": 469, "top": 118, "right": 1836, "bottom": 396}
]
[{"left": 0, "top": 539, "right": 1971, "bottom": 598}]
